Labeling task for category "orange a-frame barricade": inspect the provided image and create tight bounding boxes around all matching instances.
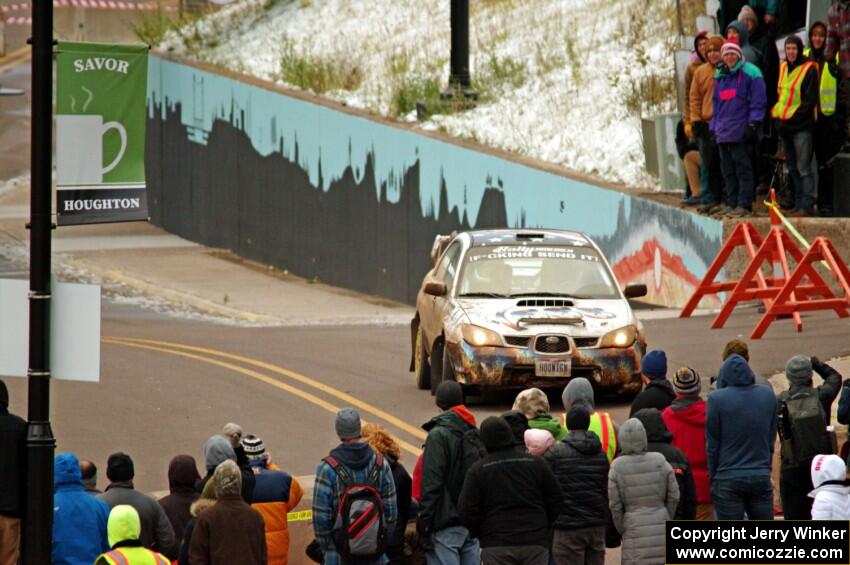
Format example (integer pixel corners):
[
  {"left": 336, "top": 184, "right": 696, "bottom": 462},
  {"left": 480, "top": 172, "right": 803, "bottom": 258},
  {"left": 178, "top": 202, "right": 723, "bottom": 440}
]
[
  {"left": 680, "top": 222, "right": 766, "bottom": 318},
  {"left": 751, "top": 237, "right": 850, "bottom": 338}
]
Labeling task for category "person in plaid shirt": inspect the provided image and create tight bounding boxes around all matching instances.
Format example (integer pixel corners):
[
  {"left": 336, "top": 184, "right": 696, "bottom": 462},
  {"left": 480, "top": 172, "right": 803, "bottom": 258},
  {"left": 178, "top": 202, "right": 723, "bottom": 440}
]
[
  {"left": 825, "top": 0, "right": 850, "bottom": 133},
  {"left": 312, "top": 408, "right": 397, "bottom": 565}
]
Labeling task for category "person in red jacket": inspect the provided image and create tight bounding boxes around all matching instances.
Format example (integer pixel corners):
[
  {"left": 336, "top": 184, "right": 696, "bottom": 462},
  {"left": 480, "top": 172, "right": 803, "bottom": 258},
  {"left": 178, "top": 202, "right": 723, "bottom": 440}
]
[{"left": 662, "top": 367, "right": 713, "bottom": 520}]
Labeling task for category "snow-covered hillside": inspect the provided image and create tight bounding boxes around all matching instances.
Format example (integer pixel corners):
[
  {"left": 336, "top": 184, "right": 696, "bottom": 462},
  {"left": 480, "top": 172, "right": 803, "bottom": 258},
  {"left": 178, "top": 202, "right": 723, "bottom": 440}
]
[{"left": 160, "top": 0, "right": 683, "bottom": 188}]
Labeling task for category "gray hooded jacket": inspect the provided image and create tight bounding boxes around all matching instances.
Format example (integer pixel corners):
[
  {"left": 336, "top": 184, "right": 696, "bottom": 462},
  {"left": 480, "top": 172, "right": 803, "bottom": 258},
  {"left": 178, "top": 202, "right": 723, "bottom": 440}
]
[{"left": 608, "top": 419, "right": 679, "bottom": 565}]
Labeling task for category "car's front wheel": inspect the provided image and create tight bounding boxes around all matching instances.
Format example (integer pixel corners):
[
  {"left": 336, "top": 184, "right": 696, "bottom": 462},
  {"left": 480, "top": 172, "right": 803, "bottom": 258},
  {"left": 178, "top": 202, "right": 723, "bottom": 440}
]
[{"left": 415, "top": 329, "right": 431, "bottom": 390}]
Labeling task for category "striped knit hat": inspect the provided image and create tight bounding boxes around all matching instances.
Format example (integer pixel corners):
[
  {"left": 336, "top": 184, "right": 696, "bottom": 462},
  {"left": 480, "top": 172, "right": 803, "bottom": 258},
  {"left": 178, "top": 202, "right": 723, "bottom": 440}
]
[
  {"left": 241, "top": 434, "right": 266, "bottom": 461},
  {"left": 673, "top": 367, "right": 701, "bottom": 395},
  {"left": 721, "top": 40, "right": 743, "bottom": 60}
]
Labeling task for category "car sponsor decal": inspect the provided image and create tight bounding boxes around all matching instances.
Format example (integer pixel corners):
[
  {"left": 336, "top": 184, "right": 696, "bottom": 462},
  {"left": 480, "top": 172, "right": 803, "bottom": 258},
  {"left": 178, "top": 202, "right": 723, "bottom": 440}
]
[{"left": 467, "top": 246, "right": 600, "bottom": 262}]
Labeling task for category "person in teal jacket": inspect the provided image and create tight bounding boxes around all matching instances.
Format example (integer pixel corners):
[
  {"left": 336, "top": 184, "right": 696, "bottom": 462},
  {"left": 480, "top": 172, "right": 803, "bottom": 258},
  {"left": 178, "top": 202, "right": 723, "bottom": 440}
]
[{"left": 53, "top": 452, "right": 110, "bottom": 564}]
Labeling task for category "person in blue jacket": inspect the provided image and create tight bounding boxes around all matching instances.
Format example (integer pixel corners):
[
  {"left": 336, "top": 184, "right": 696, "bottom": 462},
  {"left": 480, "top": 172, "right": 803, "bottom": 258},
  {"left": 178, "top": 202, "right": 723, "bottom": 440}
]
[
  {"left": 53, "top": 452, "right": 110, "bottom": 564},
  {"left": 710, "top": 39, "right": 768, "bottom": 217},
  {"left": 706, "top": 354, "right": 777, "bottom": 520}
]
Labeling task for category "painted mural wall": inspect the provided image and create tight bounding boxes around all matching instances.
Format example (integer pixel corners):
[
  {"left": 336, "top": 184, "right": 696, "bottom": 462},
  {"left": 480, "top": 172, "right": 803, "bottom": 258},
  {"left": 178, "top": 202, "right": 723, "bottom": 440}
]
[{"left": 145, "top": 56, "right": 723, "bottom": 308}]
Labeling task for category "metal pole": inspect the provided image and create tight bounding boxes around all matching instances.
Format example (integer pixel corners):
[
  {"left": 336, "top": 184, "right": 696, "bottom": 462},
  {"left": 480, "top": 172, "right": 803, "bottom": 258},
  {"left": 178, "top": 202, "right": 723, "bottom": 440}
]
[
  {"left": 449, "top": 0, "right": 470, "bottom": 88},
  {"left": 22, "top": 0, "right": 56, "bottom": 561}
]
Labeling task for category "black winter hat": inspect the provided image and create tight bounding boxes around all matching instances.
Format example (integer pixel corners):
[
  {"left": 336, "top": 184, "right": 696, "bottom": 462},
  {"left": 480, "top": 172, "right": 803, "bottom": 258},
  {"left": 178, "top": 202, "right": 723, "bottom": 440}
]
[
  {"left": 566, "top": 405, "right": 591, "bottom": 431},
  {"left": 479, "top": 416, "right": 515, "bottom": 452},
  {"left": 435, "top": 381, "right": 464, "bottom": 410},
  {"left": 106, "top": 452, "right": 135, "bottom": 482}
]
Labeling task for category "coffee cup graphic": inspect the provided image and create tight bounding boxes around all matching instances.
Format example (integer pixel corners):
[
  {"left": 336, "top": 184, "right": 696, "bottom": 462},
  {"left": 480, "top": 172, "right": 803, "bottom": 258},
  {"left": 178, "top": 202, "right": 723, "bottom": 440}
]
[{"left": 56, "top": 115, "right": 127, "bottom": 185}]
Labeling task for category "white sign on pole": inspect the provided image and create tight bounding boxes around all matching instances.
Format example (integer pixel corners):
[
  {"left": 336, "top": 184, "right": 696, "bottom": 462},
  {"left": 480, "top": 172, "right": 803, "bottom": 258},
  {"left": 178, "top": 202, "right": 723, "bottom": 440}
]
[{"left": 0, "top": 278, "right": 101, "bottom": 382}]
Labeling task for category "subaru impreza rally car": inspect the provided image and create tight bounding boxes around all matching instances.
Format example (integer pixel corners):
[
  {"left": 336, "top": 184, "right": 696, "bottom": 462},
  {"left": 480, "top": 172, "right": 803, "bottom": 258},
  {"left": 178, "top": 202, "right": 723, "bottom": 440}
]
[{"left": 410, "top": 229, "right": 648, "bottom": 396}]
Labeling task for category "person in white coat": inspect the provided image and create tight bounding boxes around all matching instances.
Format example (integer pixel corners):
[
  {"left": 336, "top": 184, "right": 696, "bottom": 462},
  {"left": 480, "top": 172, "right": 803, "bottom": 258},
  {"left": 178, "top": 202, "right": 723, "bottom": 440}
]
[{"left": 810, "top": 454, "right": 850, "bottom": 520}]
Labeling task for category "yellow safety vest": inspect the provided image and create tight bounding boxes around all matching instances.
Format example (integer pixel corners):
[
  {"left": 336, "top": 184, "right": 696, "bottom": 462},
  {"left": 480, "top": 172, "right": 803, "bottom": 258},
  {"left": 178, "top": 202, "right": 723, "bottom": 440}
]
[
  {"left": 96, "top": 547, "right": 170, "bottom": 565},
  {"left": 772, "top": 60, "right": 818, "bottom": 120},
  {"left": 563, "top": 411, "right": 617, "bottom": 463},
  {"left": 803, "top": 48, "right": 838, "bottom": 116}
]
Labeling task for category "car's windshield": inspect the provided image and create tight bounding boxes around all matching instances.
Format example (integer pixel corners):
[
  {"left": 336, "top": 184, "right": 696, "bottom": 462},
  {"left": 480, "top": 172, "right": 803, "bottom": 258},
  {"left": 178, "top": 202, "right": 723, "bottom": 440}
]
[{"left": 457, "top": 245, "right": 620, "bottom": 299}]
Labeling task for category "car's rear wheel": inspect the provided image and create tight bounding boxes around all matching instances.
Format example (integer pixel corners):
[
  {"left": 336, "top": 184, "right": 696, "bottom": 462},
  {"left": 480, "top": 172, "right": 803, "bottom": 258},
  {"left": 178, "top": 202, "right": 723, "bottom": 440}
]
[
  {"left": 415, "top": 329, "right": 431, "bottom": 390},
  {"left": 430, "top": 339, "right": 444, "bottom": 395}
]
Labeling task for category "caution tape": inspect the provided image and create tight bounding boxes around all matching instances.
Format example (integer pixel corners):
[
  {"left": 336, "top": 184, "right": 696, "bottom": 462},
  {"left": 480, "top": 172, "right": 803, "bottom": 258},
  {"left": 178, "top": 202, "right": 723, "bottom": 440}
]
[
  {"left": 1, "top": 0, "right": 170, "bottom": 11},
  {"left": 764, "top": 200, "right": 811, "bottom": 248},
  {"left": 287, "top": 509, "right": 313, "bottom": 523},
  {"left": 2, "top": 15, "right": 30, "bottom": 23}
]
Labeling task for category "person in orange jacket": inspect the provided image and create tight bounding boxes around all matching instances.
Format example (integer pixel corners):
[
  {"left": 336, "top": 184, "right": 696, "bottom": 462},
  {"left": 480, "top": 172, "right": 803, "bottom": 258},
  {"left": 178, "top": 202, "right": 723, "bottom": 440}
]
[{"left": 243, "top": 435, "right": 303, "bottom": 564}]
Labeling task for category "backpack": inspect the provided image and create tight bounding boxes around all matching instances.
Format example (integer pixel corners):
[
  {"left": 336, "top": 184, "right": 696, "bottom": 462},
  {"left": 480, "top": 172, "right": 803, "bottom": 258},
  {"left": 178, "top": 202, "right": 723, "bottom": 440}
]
[
  {"left": 324, "top": 454, "right": 387, "bottom": 562},
  {"left": 779, "top": 390, "right": 832, "bottom": 468},
  {"left": 448, "top": 427, "right": 487, "bottom": 501}
]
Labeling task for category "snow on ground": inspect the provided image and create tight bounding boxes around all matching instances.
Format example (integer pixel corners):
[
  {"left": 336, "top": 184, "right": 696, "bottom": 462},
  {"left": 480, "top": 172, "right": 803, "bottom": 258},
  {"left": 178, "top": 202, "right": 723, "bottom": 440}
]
[{"left": 160, "top": 0, "right": 680, "bottom": 188}]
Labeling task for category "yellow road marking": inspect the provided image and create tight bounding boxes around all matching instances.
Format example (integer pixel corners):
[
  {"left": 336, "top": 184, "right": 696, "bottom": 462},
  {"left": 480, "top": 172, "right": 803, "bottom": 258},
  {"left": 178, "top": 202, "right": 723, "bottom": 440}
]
[
  {"left": 0, "top": 45, "right": 31, "bottom": 73},
  {"left": 105, "top": 336, "right": 427, "bottom": 441},
  {"left": 102, "top": 338, "right": 423, "bottom": 457}
]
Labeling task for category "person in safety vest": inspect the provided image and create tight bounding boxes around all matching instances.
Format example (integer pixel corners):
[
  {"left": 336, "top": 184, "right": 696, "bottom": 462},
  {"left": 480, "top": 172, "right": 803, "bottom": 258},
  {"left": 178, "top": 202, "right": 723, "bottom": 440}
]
[
  {"left": 96, "top": 505, "right": 170, "bottom": 565},
  {"left": 710, "top": 39, "right": 767, "bottom": 217},
  {"left": 772, "top": 35, "right": 819, "bottom": 216},
  {"left": 807, "top": 21, "right": 846, "bottom": 216},
  {"left": 561, "top": 377, "right": 618, "bottom": 463},
  {"left": 824, "top": 0, "right": 850, "bottom": 136}
]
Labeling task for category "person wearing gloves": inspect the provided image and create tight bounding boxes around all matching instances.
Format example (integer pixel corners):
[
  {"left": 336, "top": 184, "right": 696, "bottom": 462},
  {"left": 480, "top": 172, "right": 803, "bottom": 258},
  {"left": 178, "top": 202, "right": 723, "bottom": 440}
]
[
  {"left": 810, "top": 454, "right": 850, "bottom": 520},
  {"left": 513, "top": 387, "right": 566, "bottom": 441},
  {"left": 629, "top": 350, "right": 675, "bottom": 417},
  {"left": 711, "top": 39, "right": 768, "bottom": 217},
  {"left": 777, "top": 355, "right": 842, "bottom": 519},
  {"left": 608, "top": 418, "right": 679, "bottom": 565}
]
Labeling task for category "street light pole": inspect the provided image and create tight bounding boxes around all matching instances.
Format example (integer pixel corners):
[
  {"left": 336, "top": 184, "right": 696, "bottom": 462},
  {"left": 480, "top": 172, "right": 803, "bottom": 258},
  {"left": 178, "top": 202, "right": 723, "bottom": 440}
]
[{"left": 22, "top": 0, "right": 56, "bottom": 561}]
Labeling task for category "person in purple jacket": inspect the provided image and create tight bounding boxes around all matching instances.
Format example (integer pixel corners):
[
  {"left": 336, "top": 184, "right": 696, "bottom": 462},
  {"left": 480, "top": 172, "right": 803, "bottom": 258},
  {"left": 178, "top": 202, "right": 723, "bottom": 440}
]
[{"left": 710, "top": 39, "right": 767, "bottom": 218}]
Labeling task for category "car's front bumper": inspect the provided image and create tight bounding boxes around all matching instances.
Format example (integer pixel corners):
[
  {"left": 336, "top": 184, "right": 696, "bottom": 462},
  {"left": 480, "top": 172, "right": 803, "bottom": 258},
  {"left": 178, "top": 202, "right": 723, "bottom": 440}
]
[{"left": 445, "top": 338, "right": 644, "bottom": 394}]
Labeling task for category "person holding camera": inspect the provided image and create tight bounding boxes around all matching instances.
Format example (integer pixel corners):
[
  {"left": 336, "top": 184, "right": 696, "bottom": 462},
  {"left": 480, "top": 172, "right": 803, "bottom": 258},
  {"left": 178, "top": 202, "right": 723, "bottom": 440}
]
[{"left": 777, "top": 356, "right": 842, "bottom": 519}]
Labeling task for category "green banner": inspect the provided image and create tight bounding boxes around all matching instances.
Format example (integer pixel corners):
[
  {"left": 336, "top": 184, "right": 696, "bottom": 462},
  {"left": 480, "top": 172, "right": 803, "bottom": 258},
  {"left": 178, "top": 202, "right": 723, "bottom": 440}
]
[{"left": 56, "top": 41, "right": 148, "bottom": 225}]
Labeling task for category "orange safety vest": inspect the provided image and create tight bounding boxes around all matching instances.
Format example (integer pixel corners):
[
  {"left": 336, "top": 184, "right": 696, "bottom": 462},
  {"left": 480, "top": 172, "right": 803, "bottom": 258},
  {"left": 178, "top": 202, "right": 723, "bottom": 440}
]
[
  {"left": 97, "top": 548, "right": 170, "bottom": 565},
  {"left": 562, "top": 411, "right": 617, "bottom": 463},
  {"left": 771, "top": 60, "right": 817, "bottom": 120}
]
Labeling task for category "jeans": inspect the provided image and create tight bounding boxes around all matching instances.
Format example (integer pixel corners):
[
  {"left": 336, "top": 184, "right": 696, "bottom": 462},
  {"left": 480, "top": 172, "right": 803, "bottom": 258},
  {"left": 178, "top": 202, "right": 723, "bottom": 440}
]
[
  {"left": 481, "top": 546, "right": 548, "bottom": 565},
  {"left": 718, "top": 142, "right": 755, "bottom": 210},
  {"left": 782, "top": 129, "right": 816, "bottom": 213},
  {"left": 814, "top": 116, "right": 846, "bottom": 213},
  {"left": 426, "top": 526, "right": 480, "bottom": 565},
  {"left": 711, "top": 476, "right": 774, "bottom": 520}
]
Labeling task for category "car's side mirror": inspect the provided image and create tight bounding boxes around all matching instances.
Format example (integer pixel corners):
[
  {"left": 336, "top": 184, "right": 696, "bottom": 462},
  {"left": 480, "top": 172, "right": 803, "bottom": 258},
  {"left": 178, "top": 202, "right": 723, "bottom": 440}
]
[
  {"left": 623, "top": 283, "right": 648, "bottom": 299},
  {"left": 424, "top": 281, "right": 448, "bottom": 297}
]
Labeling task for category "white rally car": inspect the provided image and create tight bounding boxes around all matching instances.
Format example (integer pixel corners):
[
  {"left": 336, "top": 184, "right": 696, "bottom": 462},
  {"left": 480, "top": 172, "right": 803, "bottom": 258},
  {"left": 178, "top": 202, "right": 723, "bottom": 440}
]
[{"left": 410, "top": 229, "right": 648, "bottom": 396}]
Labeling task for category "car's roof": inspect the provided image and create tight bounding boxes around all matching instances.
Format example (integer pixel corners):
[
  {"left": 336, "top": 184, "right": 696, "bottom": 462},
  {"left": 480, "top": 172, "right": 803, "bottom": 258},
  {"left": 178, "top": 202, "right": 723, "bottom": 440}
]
[{"left": 465, "top": 229, "right": 592, "bottom": 247}]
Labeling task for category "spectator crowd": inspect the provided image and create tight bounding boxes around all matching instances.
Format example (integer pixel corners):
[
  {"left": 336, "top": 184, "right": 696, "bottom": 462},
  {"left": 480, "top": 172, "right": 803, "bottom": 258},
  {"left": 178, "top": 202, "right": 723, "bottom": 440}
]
[
  {"left": 2, "top": 338, "right": 850, "bottom": 565},
  {"left": 679, "top": 1, "right": 850, "bottom": 218}
]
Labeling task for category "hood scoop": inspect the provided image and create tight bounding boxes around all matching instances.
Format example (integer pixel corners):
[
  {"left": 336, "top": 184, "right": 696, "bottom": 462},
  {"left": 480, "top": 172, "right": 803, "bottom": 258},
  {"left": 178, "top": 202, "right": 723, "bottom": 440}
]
[
  {"left": 519, "top": 317, "right": 584, "bottom": 326},
  {"left": 516, "top": 299, "right": 574, "bottom": 307}
]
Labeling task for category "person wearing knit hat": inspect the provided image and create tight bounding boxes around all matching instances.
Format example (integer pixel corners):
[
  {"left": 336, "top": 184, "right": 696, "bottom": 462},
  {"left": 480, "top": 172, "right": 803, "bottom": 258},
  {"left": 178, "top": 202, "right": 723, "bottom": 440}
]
[
  {"left": 97, "top": 452, "right": 177, "bottom": 557},
  {"left": 773, "top": 34, "right": 819, "bottom": 216},
  {"left": 195, "top": 435, "right": 256, "bottom": 505},
  {"left": 561, "top": 378, "right": 619, "bottom": 463},
  {"left": 513, "top": 388, "right": 566, "bottom": 441},
  {"left": 313, "top": 409, "right": 397, "bottom": 565},
  {"left": 684, "top": 31, "right": 710, "bottom": 140},
  {"left": 524, "top": 428, "right": 556, "bottom": 456},
  {"left": 241, "top": 434, "right": 279, "bottom": 471},
  {"left": 693, "top": 35, "right": 726, "bottom": 214},
  {"left": 712, "top": 25, "right": 767, "bottom": 219},
  {"left": 662, "top": 369, "right": 712, "bottom": 520},
  {"left": 777, "top": 354, "right": 843, "bottom": 520},
  {"left": 222, "top": 422, "right": 243, "bottom": 449},
  {"left": 629, "top": 350, "right": 675, "bottom": 417},
  {"left": 418, "top": 380, "right": 480, "bottom": 563},
  {"left": 189, "top": 460, "right": 268, "bottom": 562},
  {"left": 544, "top": 403, "right": 610, "bottom": 563}
]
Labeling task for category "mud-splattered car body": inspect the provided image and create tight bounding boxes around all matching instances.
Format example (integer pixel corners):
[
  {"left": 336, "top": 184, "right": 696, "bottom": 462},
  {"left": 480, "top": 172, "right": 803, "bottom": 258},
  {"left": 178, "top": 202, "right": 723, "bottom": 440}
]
[{"left": 410, "top": 229, "right": 647, "bottom": 396}]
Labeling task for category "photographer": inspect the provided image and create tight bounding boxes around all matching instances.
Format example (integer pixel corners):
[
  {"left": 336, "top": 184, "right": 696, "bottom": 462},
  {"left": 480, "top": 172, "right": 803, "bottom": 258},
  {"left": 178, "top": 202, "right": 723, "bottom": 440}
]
[{"left": 777, "top": 356, "right": 842, "bottom": 519}]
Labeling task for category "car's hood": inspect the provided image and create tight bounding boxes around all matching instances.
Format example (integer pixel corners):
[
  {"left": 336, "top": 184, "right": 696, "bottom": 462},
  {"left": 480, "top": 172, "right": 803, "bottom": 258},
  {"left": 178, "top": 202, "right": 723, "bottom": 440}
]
[{"left": 455, "top": 298, "right": 632, "bottom": 336}]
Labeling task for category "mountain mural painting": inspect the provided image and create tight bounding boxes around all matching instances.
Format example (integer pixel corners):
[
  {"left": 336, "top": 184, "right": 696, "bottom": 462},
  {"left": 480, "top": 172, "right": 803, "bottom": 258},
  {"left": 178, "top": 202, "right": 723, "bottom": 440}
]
[{"left": 146, "top": 56, "right": 724, "bottom": 308}]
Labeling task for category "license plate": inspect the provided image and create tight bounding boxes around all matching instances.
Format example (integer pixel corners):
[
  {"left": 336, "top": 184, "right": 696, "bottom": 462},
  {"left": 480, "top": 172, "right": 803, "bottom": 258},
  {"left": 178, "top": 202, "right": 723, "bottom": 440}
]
[{"left": 535, "top": 358, "right": 571, "bottom": 377}]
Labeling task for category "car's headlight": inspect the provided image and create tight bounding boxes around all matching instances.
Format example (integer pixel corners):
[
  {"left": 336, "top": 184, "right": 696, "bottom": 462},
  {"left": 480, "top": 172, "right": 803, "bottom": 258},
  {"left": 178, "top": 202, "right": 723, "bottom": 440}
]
[
  {"left": 462, "top": 324, "right": 503, "bottom": 347},
  {"left": 599, "top": 325, "right": 637, "bottom": 348}
]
